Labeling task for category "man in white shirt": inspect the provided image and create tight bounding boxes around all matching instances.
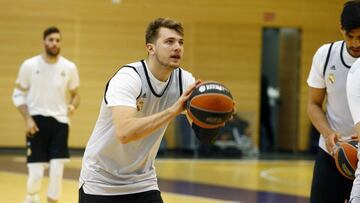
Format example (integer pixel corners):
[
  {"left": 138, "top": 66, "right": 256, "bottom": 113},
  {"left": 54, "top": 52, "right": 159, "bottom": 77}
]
[
  {"left": 12, "top": 27, "right": 80, "bottom": 203},
  {"left": 307, "top": 1, "right": 360, "bottom": 202},
  {"left": 79, "top": 18, "right": 224, "bottom": 203}
]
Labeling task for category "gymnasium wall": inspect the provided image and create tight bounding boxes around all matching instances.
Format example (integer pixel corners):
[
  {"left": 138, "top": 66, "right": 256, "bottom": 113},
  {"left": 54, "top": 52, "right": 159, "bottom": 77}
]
[{"left": 0, "top": 0, "right": 346, "bottom": 150}]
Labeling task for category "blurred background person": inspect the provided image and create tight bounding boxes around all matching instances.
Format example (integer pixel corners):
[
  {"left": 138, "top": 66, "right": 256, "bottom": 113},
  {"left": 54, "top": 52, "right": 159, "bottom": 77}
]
[{"left": 12, "top": 26, "right": 80, "bottom": 203}]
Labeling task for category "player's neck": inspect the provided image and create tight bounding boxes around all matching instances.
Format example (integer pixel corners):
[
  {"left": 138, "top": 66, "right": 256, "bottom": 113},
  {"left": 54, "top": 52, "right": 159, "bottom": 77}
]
[
  {"left": 145, "top": 58, "right": 172, "bottom": 82},
  {"left": 42, "top": 52, "right": 59, "bottom": 64}
]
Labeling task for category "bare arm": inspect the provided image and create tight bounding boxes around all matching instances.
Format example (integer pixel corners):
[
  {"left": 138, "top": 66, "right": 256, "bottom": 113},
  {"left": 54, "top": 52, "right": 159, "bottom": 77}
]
[
  {"left": 12, "top": 84, "right": 39, "bottom": 136},
  {"left": 68, "top": 88, "right": 80, "bottom": 115},
  {"left": 355, "top": 123, "right": 360, "bottom": 142},
  {"left": 307, "top": 87, "right": 339, "bottom": 154},
  {"left": 16, "top": 105, "right": 39, "bottom": 136},
  {"left": 112, "top": 81, "right": 199, "bottom": 144}
]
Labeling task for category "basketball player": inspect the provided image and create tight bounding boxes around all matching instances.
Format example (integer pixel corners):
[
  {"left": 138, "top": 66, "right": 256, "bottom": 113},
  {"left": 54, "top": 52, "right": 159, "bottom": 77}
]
[
  {"left": 307, "top": 1, "right": 360, "bottom": 202},
  {"left": 346, "top": 3, "right": 360, "bottom": 203},
  {"left": 78, "top": 18, "right": 223, "bottom": 203},
  {"left": 348, "top": 63, "right": 360, "bottom": 203},
  {"left": 12, "top": 27, "right": 80, "bottom": 203}
]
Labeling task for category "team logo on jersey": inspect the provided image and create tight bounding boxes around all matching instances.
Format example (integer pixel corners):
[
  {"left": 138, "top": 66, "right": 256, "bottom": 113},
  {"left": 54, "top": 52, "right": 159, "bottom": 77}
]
[
  {"left": 328, "top": 73, "right": 335, "bottom": 84},
  {"left": 136, "top": 93, "right": 146, "bottom": 111},
  {"left": 330, "top": 65, "right": 336, "bottom": 70},
  {"left": 36, "top": 70, "right": 40, "bottom": 74},
  {"left": 61, "top": 71, "right": 66, "bottom": 77}
]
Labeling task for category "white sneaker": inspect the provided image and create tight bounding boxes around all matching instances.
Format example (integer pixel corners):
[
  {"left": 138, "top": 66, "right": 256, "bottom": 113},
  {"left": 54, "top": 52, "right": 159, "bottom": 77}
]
[{"left": 23, "top": 194, "right": 39, "bottom": 203}]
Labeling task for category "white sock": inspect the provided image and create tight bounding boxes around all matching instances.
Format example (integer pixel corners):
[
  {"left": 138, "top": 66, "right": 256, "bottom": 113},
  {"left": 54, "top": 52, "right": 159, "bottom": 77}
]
[
  {"left": 47, "top": 159, "right": 66, "bottom": 200},
  {"left": 26, "top": 163, "right": 45, "bottom": 195},
  {"left": 24, "top": 194, "right": 39, "bottom": 203}
]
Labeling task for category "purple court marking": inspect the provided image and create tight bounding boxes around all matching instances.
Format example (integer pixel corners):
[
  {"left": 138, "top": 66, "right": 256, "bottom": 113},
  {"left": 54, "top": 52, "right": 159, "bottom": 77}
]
[
  {"left": 159, "top": 178, "right": 309, "bottom": 203},
  {"left": 0, "top": 157, "right": 309, "bottom": 203}
]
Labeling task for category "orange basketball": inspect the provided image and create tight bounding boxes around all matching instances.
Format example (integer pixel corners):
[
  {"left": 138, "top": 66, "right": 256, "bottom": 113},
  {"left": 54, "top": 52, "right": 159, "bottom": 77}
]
[
  {"left": 186, "top": 81, "right": 234, "bottom": 129},
  {"left": 334, "top": 139, "right": 358, "bottom": 180}
]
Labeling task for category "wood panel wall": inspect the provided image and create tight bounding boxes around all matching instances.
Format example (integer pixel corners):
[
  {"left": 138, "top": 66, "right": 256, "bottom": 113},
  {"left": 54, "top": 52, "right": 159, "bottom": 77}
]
[{"left": 0, "top": 0, "right": 346, "bottom": 150}]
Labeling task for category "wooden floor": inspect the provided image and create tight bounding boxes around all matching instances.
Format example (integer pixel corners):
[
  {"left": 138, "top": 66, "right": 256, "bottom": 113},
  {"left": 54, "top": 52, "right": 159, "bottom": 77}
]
[{"left": 0, "top": 155, "right": 313, "bottom": 203}]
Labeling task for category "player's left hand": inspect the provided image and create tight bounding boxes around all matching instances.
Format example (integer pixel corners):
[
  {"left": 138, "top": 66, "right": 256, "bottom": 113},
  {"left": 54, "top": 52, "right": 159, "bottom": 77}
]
[
  {"left": 228, "top": 101, "right": 237, "bottom": 121},
  {"left": 68, "top": 104, "right": 76, "bottom": 115},
  {"left": 351, "top": 134, "right": 359, "bottom": 141}
]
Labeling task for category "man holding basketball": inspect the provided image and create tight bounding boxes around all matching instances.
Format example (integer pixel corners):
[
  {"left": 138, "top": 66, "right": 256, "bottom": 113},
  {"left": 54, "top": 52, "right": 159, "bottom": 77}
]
[
  {"left": 346, "top": 1, "right": 360, "bottom": 201},
  {"left": 307, "top": 1, "right": 360, "bottom": 202},
  {"left": 78, "top": 18, "right": 223, "bottom": 203},
  {"left": 348, "top": 59, "right": 360, "bottom": 203}
]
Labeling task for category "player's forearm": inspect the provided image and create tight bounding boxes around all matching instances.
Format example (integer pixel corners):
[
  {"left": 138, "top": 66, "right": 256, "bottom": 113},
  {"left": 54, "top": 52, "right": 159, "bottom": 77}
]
[
  {"left": 69, "top": 91, "right": 80, "bottom": 109},
  {"left": 355, "top": 123, "right": 360, "bottom": 142},
  {"left": 16, "top": 105, "right": 32, "bottom": 121},
  {"left": 116, "top": 107, "right": 178, "bottom": 144},
  {"left": 308, "top": 103, "right": 334, "bottom": 137}
]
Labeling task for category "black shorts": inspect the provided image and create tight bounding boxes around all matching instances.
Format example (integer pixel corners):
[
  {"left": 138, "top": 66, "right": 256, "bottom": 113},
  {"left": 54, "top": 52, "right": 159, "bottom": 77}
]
[
  {"left": 26, "top": 115, "right": 69, "bottom": 163},
  {"left": 310, "top": 148, "right": 353, "bottom": 203},
  {"left": 78, "top": 187, "right": 163, "bottom": 203}
]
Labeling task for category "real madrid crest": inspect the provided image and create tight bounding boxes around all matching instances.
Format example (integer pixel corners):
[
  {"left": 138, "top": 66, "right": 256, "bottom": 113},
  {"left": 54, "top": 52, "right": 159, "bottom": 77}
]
[
  {"left": 136, "top": 93, "right": 146, "bottom": 111},
  {"left": 136, "top": 99, "right": 144, "bottom": 111},
  {"left": 328, "top": 73, "right": 335, "bottom": 84}
]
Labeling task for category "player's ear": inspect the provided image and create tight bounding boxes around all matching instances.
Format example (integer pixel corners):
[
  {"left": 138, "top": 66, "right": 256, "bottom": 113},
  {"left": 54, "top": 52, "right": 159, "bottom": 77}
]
[{"left": 146, "top": 43, "right": 155, "bottom": 55}]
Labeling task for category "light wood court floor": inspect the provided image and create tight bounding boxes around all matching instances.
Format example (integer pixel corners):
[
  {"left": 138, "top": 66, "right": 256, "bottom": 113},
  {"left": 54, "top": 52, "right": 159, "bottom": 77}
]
[{"left": 0, "top": 155, "right": 313, "bottom": 203}]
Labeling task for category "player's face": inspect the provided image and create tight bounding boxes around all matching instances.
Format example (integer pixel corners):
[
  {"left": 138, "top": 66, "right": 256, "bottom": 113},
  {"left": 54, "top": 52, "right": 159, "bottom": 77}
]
[
  {"left": 43, "top": 33, "right": 61, "bottom": 57},
  {"left": 342, "top": 28, "right": 360, "bottom": 58},
  {"left": 150, "top": 27, "right": 184, "bottom": 69}
]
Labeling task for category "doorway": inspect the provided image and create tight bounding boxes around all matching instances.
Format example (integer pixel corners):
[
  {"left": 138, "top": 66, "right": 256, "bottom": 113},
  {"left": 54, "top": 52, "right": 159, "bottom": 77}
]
[{"left": 260, "top": 27, "right": 301, "bottom": 152}]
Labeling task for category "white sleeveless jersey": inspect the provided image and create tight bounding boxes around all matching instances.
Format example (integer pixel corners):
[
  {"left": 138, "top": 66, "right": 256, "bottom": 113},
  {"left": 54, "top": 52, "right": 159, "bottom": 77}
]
[
  {"left": 347, "top": 58, "right": 360, "bottom": 125},
  {"left": 15, "top": 55, "right": 79, "bottom": 124},
  {"left": 80, "top": 60, "right": 195, "bottom": 195},
  {"left": 307, "top": 40, "right": 358, "bottom": 153}
]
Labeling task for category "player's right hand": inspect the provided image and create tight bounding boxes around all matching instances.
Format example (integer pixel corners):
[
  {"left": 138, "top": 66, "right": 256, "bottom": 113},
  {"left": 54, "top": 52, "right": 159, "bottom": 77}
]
[
  {"left": 171, "top": 80, "right": 201, "bottom": 115},
  {"left": 324, "top": 131, "right": 341, "bottom": 156},
  {"left": 25, "top": 117, "right": 39, "bottom": 137}
]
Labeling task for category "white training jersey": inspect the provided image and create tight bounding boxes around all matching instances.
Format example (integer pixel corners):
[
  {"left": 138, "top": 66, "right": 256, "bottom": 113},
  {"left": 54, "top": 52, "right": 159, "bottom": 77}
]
[
  {"left": 307, "top": 40, "right": 358, "bottom": 153},
  {"left": 347, "top": 58, "right": 360, "bottom": 125},
  {"left": 15, "top": 55, "right": 79, "bottom": 124},
  {"left": 80, "top": 60, "right": 195, "bottom": 195},
  {"left": 347, "top": 59, "right": 360, "bottom": 203}
]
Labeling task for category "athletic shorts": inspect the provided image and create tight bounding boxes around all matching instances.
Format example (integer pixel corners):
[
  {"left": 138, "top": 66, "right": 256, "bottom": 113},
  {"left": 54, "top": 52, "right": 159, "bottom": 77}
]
[
  {"left": 310, "top": 148, "right": 353, "bottom": 203},
  {"left": 78, "top": 187, "right": 163, "bottom": 203},
  {"left": 26, "top": 115, "right": 69, "bottom": 163}
]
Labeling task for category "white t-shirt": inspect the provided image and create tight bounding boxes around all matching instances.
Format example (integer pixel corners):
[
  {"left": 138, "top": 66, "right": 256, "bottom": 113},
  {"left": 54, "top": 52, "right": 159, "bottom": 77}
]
[
  {"left": 80, "top": 60, "right": 195, "bottom": 195},
  {"left": 307, "top": 40, "right": 358, "bottom": 153},
  {"left": 15, "top": 55, "right": 79, "bottom": 124}
]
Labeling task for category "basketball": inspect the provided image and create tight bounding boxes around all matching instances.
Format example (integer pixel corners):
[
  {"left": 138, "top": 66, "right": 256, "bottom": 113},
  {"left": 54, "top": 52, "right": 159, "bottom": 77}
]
[
  {"left": 334, "top": 139, "right": 359, "bottom": 180},
  {"left": 186, "top": 81, "right": 234, "bottom": 129}
]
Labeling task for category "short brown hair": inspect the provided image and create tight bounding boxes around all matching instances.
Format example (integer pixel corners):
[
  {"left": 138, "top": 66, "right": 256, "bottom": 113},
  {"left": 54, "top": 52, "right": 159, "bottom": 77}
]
[
  {"left": 145, "top": 18, "right": 184, "bottom": 44},
  {"left": 43, "top": 26, "right": 61, "bottom": 40}
]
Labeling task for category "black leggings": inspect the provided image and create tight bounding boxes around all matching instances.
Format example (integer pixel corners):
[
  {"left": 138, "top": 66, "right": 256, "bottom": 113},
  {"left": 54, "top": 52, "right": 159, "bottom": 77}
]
[
  {"left": 79, "top": 187, "right": 163, "bottom": 203},
  {"left": 310, "top": 148, "right": 353, "bottom": 203}
]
